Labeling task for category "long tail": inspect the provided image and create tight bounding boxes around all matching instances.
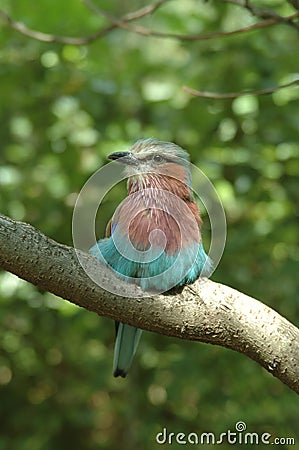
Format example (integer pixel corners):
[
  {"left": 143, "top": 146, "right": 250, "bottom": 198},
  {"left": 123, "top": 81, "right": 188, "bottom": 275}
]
[{"left": 113, "top": 322, "right": 142, "bottom": 378}]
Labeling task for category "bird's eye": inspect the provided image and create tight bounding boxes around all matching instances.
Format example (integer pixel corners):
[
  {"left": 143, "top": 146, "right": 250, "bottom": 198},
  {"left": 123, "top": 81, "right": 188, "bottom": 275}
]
[{"left": 153, "top": 154, "right": 164, "bottom": 163}]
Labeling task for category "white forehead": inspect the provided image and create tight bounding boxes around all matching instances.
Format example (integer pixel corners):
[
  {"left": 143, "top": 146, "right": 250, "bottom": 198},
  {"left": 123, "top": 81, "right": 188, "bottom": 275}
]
[
  {"left": 130, "top": 139, "right": 160, "bottom": 155},
  {"left": 130, "top": 138, "right": 189, "bottom": 160}
]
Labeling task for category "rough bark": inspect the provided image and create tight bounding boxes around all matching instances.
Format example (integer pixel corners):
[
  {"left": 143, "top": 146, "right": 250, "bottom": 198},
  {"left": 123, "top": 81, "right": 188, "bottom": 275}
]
[{"left": 0, "top": 213, "right": 298, "bottom": 393}]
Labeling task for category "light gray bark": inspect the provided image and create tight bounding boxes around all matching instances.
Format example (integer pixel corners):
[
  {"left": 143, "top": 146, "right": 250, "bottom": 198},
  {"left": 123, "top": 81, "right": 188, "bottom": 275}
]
[{"left": 0, "top": 213, "right": 298, "bottom": 393}]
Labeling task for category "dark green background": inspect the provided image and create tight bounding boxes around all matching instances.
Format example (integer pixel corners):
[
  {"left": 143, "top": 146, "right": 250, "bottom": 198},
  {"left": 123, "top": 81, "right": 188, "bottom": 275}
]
[{"left": 0, "top": 1, "right": 298, "bottom": 449}]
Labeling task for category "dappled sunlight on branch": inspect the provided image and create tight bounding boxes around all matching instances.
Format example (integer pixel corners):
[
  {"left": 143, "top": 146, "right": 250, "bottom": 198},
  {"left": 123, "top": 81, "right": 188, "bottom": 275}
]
[{"left": 0, "top": 213, "right": 298, "bottom": 394}]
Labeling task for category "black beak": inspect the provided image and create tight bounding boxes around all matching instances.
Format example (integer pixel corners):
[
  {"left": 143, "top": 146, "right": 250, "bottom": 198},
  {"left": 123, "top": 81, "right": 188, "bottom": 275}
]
[{"left": 108, "top": 151, "right": 138, "bottom": 165}]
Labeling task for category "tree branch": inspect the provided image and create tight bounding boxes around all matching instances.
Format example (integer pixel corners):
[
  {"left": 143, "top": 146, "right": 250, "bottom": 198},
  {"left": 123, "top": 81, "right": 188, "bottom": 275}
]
[
  {"left": 287, "top": 0, "right": 299, "bottom": 11},
  {"left": 224, "top": 0, "right": 299, "bottom": 30},
  {"left": 1, "top": 3, "right": 298, "bottom": 46},
  {"left": 183, "top": 78, "right": 299, "bottom": 99},
  {"left": 0, "top": 0, "right": 168, "bottom": 45},
  {"left": 77, "top": 0, "right": 299, "bottom": 39},
  {"left": 0, "top": 213, "right": 298, "bottom": 393}
]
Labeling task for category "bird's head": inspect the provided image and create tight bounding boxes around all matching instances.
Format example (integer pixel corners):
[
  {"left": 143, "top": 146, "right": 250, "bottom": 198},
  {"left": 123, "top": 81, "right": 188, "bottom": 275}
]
[{"left": 108, "top": 138, "right": 192, "bottom": 192}]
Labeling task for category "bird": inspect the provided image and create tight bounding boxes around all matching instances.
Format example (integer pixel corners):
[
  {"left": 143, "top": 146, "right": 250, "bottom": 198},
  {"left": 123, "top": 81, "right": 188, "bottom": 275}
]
[{"left": 89, "top": 138, "right": 212, "bottom": 378}]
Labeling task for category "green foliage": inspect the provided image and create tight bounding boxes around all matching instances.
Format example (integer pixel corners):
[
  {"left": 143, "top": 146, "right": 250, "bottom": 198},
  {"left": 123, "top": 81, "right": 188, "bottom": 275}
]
[{"left": 0, "top": 1, "right": 298, "bottom": 448}]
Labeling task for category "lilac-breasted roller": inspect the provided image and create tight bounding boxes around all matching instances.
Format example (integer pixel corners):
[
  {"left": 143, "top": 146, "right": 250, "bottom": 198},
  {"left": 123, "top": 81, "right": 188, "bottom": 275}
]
[{"left": 90, "top": 138, "right": 212, "bottom": 377}]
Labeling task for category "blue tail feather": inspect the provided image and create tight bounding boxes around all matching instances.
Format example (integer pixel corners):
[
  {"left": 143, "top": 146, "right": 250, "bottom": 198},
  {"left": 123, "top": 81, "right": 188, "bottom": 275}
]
[{"left": 113, "top": 323, "right": 142, "bottom": 378}]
